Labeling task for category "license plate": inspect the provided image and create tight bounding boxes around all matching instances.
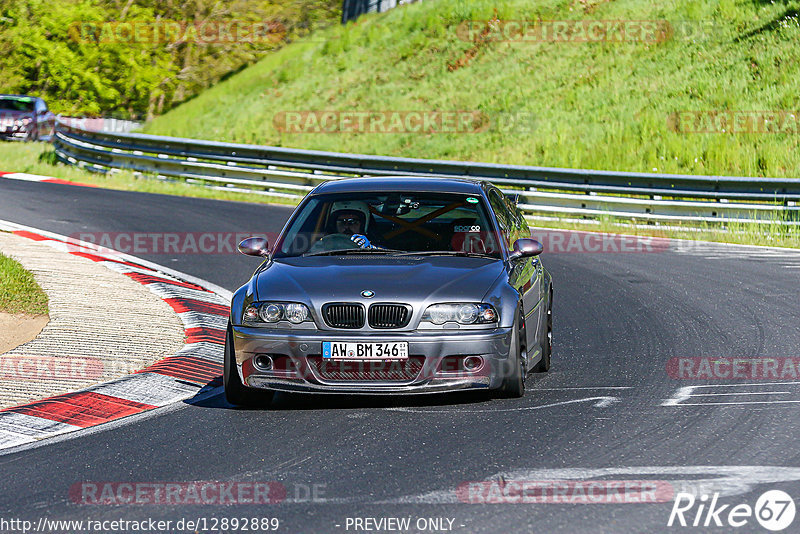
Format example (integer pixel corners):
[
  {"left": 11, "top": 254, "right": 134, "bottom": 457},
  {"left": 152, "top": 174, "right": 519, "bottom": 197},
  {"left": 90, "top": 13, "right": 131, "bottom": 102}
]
[{"left": 322, "top": 341, "right": 408, "bottom": 360}]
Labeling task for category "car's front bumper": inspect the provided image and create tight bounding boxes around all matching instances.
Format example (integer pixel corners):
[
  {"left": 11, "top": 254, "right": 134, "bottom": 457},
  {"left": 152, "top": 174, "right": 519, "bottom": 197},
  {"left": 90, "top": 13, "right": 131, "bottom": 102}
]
[
  {"left": 231, "top": 325, "right": 515, "bottom": 394},
  {"left": 0, "top": 126, "right": 32, "bottom": 140}
]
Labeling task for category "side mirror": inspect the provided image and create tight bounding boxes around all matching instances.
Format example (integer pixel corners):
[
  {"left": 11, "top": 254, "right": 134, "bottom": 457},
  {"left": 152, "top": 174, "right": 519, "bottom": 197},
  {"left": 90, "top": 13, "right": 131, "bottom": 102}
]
[
  {"left": 509, "top": 238, "right": 543, "bottom": 260},
  {"left": 238, "top": 237, "right": 270, "bottom": 257}
]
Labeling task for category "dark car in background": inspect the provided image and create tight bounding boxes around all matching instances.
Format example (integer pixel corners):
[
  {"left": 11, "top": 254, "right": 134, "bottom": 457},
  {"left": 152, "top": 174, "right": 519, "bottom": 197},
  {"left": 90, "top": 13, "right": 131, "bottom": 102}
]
[
  {"left": 0, "top": 95, "right": 55, "bottom": 141},
  {"left": 225, "top": 176, "right": 553, "bottom": 406}
]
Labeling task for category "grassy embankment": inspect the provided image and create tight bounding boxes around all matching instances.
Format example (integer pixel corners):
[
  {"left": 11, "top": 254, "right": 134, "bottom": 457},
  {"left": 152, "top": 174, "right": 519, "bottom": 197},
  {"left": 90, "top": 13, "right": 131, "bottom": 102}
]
[{"left": 142, "top": 0, "right": 800, "bottom": 178}]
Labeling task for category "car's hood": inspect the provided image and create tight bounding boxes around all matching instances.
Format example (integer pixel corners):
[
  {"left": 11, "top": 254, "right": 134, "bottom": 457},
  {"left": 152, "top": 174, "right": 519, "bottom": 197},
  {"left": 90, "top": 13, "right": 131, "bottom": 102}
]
[{"left": 255, "top": 256, "right": 505, "bottom": 306}]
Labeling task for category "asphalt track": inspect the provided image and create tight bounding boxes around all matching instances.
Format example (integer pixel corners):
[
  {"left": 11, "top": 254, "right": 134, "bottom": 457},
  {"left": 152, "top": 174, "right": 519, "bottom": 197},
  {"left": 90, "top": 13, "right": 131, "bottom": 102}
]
[{"left": 1, "top": 178, "right": 800, "bottom": 533}]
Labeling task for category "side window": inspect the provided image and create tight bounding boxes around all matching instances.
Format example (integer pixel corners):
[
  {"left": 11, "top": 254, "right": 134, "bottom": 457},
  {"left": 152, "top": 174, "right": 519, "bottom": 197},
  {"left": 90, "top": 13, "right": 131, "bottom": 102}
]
[
  {"left": 488, "top": 189, "right": 511, "bottom": 244},
  {"left": 503, "top": 195, "right": 523, "bottom": 241},
  {"left": 504, "top": 195, "right": 531, "bottom": 242},
  {"left": 35, "top": 100, "right": 45, "bottom": 114},
  {"left": 518, "top": 208, "right": 531, "bottom": 239}
]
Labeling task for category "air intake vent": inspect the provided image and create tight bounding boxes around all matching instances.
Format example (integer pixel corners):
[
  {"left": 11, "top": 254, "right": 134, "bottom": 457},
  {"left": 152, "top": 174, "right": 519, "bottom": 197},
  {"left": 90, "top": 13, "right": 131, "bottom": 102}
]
[
  {"left": 368, "top": 304, "right": 411, "bottom": 329},
  {"left": 308, "top": 356, "right": 424, "bottom": 382},
  {"left": 323, "top": 303, "right": 365, "bottom": 329}
]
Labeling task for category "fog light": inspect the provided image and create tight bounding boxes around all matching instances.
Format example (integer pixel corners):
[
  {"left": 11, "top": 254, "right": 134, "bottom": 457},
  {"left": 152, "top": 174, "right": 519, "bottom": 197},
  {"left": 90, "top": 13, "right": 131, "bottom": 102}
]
[
  {"left": 463, "top": 356, "right": 483, "bottom": 371},
  {"left": 253, "top": 354, "right": 274, "bottom": 371}
]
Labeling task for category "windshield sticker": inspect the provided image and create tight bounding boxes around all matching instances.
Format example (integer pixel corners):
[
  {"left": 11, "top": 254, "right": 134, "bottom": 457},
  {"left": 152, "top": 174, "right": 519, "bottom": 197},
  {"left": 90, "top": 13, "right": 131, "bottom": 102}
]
[{"left": 466, "top": 197, "right": 478, "bottom": 204}]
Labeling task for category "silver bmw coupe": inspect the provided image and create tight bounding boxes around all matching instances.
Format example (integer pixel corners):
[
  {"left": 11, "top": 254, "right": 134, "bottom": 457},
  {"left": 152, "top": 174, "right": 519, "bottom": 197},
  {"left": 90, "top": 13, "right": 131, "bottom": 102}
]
[{"left": 225, "top": 177, "right": 552, "bottom": 405}]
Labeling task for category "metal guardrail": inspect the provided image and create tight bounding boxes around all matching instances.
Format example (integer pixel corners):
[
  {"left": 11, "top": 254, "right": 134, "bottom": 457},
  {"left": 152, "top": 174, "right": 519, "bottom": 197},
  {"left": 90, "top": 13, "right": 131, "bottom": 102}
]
[
  {"left": 57, "top": 116, "right": 142, "bottom": 134},
  {"left": 342, "top": 0, "right": 422, "bottom": 24},
  {"left": 53, "top": 120, "right": 800, "bottom": 225}
]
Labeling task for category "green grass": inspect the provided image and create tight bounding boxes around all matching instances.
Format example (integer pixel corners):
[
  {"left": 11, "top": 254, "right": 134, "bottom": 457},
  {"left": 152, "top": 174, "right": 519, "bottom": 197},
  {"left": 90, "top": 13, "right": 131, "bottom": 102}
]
[
  {"left": 0, "top": 252, "right": 48, "bottom": 315},
  {"left": 139, "top": 0, "right": 800, "bottom": 179},
  {"left": 0, "top": 142, "right": 300, "bottom": 206}
]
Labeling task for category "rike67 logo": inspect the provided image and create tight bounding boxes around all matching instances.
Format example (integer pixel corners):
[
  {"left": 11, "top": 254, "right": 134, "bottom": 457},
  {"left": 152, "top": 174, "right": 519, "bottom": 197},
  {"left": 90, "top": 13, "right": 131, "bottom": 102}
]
[{"left": 668, "top": 490, "right": 796, "bottom": 531}]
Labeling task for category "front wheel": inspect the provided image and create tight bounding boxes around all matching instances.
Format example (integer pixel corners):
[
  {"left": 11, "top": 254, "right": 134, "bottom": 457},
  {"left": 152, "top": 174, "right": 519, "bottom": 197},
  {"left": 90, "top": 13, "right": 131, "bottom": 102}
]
[
  {"left": 498, "top": 313, "right": 525, "bottom": 398},
  {"left": 533, "top": 289, "right": 552, "bottom": 373},
  {"left": 224, "top": 321, "right": 274, "bottom": 407}
]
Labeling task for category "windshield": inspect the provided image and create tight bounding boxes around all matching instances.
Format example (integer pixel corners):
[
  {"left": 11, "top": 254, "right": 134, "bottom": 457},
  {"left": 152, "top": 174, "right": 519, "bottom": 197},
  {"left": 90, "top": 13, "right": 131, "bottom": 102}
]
[
  {"left": 0, "top": 97, "right": 35, "bottom": 112},
  {"left": 275, "top": 191, "right": 502, "bottom": 258}
]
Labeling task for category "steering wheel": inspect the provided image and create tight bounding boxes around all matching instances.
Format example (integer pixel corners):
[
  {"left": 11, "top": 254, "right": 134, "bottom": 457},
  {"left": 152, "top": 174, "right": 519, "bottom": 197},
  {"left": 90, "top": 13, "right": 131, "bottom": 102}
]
[{"left": 308, "top": 233, "right": 359, "bottom": 253}]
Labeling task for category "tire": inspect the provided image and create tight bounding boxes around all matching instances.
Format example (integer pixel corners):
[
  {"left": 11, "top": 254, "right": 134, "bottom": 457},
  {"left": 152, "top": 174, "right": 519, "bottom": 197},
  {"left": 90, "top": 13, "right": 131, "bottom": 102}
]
[
  {"left": 498, "top": 312, "right": 526, "bottom": 398},
  {"left": 533, "top": 288, "right": 552, "bottom": 373},
  {"left": 224, "top": 321, "right": 274, "bottom": 407}
]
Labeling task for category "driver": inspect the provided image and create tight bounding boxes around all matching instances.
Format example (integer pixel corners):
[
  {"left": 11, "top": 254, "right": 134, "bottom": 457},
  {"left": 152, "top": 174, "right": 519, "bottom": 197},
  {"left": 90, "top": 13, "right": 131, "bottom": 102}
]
[{"left": 316, "top": 200, "right": 376, "bottom": 250}]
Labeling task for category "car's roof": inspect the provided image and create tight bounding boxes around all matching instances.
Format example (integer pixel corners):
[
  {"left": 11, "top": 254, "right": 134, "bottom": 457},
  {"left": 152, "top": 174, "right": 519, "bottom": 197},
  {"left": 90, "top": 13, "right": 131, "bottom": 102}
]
[
  {"left": 312, "top": 176, "right": 487, "bottom": 195},
  {"left": 0, "top": 94, "right": 42, "bottom": 101}
]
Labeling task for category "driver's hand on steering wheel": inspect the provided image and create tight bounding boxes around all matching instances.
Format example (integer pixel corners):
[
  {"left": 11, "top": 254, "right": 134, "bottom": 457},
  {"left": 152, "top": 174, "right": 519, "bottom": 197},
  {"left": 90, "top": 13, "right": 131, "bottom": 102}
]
[{"left": 350, "top": 234, "right": 372, "bottom": 249}]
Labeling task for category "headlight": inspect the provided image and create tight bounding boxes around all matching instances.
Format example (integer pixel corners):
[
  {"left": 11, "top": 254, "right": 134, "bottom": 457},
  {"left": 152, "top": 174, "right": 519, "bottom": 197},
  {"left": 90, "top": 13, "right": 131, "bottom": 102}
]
[
  {"left": 244, "top": 302, "right": 313, "bottom": 326},
  {"left": 422, "top": 303, "right": 498, "bottom": 325},
  {"left": 13, "top": 118, "right": 32, "bottom": 127},
  {"left": 284, "top": 303, "right": 310, "bottom": 323},
  {"left": 260, "top": 304, "right": 282, "bottom": 322}
]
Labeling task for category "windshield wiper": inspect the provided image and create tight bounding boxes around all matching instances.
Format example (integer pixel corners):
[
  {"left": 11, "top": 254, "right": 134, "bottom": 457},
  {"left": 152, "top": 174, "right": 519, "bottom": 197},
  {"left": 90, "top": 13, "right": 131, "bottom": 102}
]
[
  {"left": 303, "top": 248, "right": 404, "bottom": 257},
  {"left": 395, "top": 251, "right": 497, "bottom": 259}
]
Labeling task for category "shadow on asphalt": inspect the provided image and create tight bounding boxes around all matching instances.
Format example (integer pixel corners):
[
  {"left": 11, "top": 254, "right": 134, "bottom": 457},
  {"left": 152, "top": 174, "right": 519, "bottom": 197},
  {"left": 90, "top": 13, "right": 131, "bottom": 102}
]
[{"left": 184, "top": 374, "right": 548, "bottom": 411}]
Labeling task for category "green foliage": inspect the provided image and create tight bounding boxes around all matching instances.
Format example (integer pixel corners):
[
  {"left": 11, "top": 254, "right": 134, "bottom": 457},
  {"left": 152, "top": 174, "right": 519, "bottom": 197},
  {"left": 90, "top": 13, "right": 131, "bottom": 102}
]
[
  {"left": 0, "top": 0, "right": 340, "bottom": 118},
  {"left": 142, "top": 0, "right": 800, "bottom": 179}
]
